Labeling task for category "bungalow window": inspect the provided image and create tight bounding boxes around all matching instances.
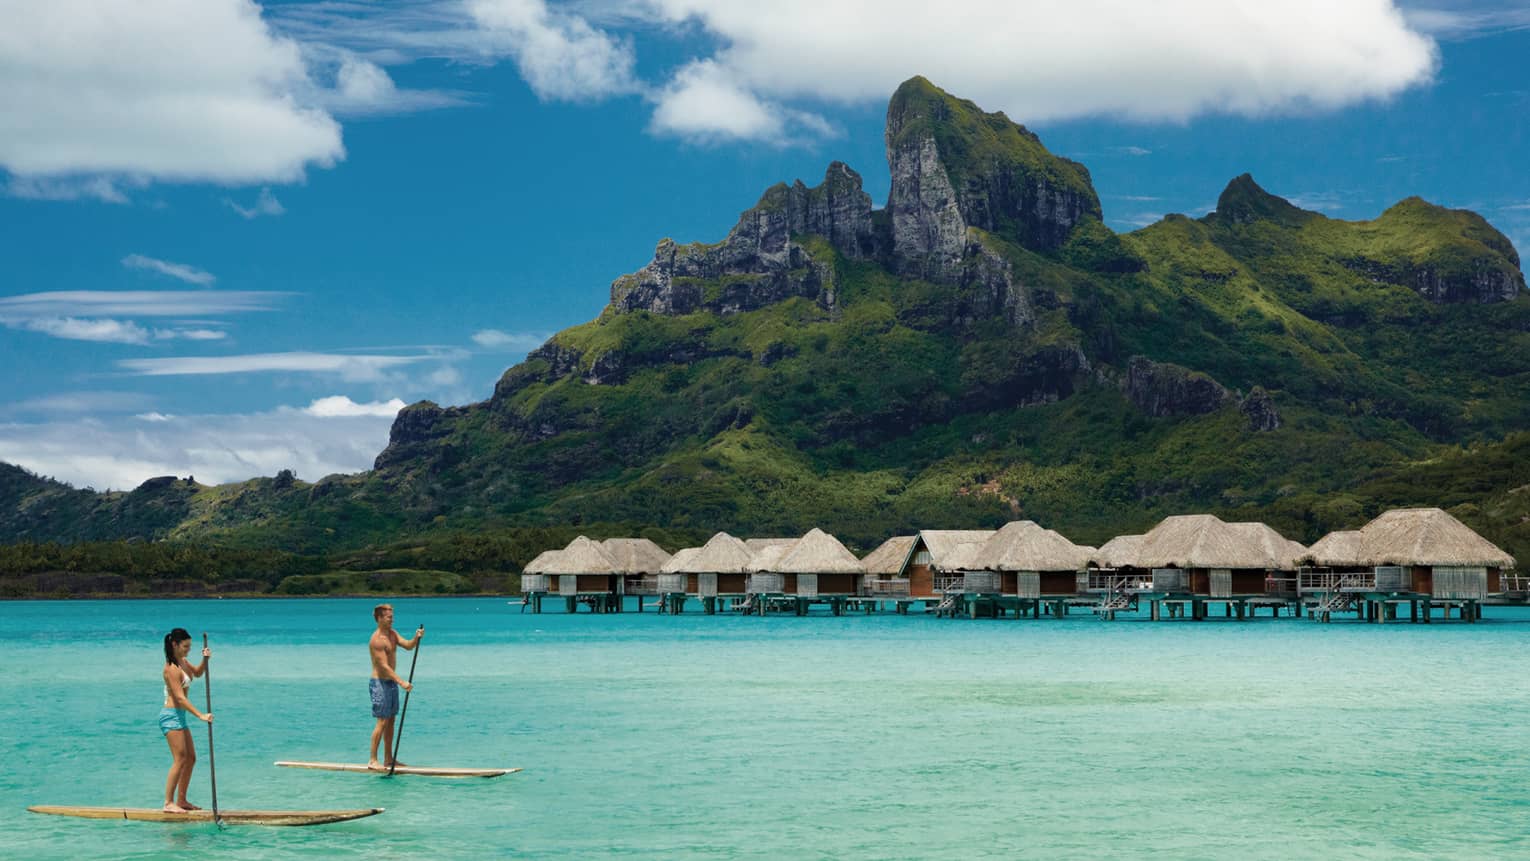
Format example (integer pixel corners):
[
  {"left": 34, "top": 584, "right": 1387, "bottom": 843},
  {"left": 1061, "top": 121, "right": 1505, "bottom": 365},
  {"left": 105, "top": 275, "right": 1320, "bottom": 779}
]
[{"left": 912, "top": 550, "right": 932, "bottom": 565}]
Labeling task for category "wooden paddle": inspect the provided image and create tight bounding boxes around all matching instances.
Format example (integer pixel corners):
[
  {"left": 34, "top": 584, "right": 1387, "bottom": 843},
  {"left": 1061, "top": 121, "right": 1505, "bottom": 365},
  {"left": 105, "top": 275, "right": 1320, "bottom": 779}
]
[
  {"left": 202, "top": 633, "right": 220, "bottom": 826},
  {"left": 388, "top": 625, "right": 423, "bottom": 777}
]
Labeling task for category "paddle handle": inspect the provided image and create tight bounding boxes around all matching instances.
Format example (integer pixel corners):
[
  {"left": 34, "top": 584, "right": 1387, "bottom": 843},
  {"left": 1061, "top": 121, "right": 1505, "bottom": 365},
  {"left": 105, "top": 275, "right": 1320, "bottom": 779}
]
[
  {"left": 389, "top": 625, "right": 423, "bottom": 776},
  {"left": 202, "top": 633, "right": 220, "bottom": 824}
]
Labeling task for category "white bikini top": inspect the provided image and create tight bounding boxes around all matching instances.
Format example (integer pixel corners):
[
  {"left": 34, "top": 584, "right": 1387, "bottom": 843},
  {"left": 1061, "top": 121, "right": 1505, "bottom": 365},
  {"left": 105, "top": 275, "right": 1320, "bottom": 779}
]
[{"left": 163, "top": 665, "right": 191, "bottom": 705}]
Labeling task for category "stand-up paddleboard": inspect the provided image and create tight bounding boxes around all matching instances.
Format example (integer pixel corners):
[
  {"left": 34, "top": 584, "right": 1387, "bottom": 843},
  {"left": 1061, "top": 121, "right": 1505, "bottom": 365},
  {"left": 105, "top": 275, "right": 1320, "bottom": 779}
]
[
  {"left": 27, "top": 805, "right": 384, "bottom": 826},
  {"left": 275, "top": 760, "right": 519, "bottom": 778}
]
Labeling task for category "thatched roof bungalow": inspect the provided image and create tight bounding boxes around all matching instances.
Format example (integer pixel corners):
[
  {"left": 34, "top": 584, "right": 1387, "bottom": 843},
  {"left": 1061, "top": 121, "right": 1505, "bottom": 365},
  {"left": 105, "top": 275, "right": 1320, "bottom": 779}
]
[
  {"left": 1306, "top": 508, "right": 1514, "bottom": 598},
  {"left": 967, "top": 521, "right": 1091, "bottom": 597},
  {"left": 860, "top": 536, "right": 917, "bottom": 598},
  {"left": 892, "top": 530, "right": 994, "bottom": 599},
  {"left": 1135, "top": 515, "right": 1304, "bottom": 596},
  {"left": 530, "top": 536, "right": 619, "bottom": 597},
  {"left": 674, "top": 532, "right": 754, "bottom": 597},
  {"left": 769, "top": 528, "right": 864, "bottom": 597},
  {"left": 520, "top": 549, "right": 562, "bottom": 593}
]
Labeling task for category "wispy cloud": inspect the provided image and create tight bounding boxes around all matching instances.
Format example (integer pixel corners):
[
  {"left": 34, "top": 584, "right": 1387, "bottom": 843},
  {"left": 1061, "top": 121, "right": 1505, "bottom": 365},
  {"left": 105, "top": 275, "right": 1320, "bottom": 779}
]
[
  {"left": 1118, "top": 212, "right": 1167, "bottom": 229},
  {"left": 472, "top": 328, "right": 547, "bottom": 350},
  {"left": 6, "top": 175, "right": 136, "bottom": 203},
  {"left": 122, "top": 254, "right": 216, "bottom": 286},
  {"left": 1111, "top": 146, "right": 1152, "bottom": 157},
  {"left": 118, "top": 351, "right": 436, "bottom": 380},
  {"left": 0, "top": 290, "right": 283, "bottom": 343},
  {"left": 226, "top": 188, "right": 287, "bottom": 219},
  {"left": 1110, "top": 194, "right": 1163, "bottom": 202},
  {"left": 0, "top": 290, "right": 286, "bottom": 318},
  {"left": 1402, "top": 4, "right": 1530, "bottom": 39}
]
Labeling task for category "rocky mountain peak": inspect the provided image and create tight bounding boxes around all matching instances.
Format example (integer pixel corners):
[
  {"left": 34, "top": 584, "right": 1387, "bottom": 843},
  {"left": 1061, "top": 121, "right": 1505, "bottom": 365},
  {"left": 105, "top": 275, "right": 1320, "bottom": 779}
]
[
  {"left": 607, "top": 162, "right": 872, "bottom": 317},
  {"left": 1211, "top": 174, "right": 1313, "bottom": 227},
  {"left": 884, "top": 75, "right": 1101, "bottom": 280}
]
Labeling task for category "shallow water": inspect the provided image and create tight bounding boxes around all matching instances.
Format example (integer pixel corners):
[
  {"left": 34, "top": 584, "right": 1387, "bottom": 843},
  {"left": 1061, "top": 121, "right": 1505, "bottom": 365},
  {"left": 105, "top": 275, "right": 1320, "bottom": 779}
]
[{"left": 3, "top": 597, "right": 1528, "bottom": 859}]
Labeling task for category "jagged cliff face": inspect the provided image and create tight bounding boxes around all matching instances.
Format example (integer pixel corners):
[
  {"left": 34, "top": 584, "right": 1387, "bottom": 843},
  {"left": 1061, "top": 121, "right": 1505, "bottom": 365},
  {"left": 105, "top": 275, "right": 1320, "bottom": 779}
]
[
  {"left": 608, "top": 162, "right": 874, "bottom": 317},
  {"left": 884, "top": 76, "right": 1101, "bottom": 274}
]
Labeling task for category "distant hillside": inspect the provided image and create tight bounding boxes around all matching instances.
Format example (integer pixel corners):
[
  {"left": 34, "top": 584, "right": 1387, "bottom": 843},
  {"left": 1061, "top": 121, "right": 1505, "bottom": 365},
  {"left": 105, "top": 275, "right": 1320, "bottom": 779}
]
[{"left": 4, "top": 76, "right": 1528, "bottom": 565}]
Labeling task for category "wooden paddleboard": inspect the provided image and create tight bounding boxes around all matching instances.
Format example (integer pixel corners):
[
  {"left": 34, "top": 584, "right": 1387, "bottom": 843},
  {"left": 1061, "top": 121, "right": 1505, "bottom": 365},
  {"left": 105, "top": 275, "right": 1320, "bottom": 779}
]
[
  {"left": 275, "top": 760, "right": 519, "bottom": 778},
  {"left": 27, "top": 805, "right": 384, "bottom": 826}
]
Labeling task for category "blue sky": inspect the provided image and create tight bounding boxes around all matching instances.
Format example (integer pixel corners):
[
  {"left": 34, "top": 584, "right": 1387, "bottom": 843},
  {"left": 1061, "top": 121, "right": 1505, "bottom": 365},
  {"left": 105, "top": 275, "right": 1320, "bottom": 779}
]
[{"left": 1, "top": 0, "right": 1527, "bottom": 490}]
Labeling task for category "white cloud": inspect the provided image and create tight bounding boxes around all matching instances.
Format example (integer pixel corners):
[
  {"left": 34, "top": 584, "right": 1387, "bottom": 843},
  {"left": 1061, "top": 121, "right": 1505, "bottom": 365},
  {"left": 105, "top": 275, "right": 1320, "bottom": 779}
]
[
  {"left": 122, "top": 254, "right": 216, "bottom": 286},
  {"left": 0, "top": 405, "right": 402, "bottom": 489},
  {"left": 0, "top": 0, "right": 344, "bottom": 186},
  {"left": 634, "top": 0, "right": 1437, "bottom": 137},
  {"left": 163, "top": 329, "right": 230, "bottom": 341},
  {"left": 118, "top": 351, "right": 434, "bottom": 380},
  {"left": 467, "top": 0, "right": 639, "bottom": 101},
  {"left": 0, "top": 290, "right": 287, "bottom": 318},
  {"left": 1402, "top": 4, "right": 1530, "bottom": 39},
  {"left": 226, "top": 187, "right": 287, "bottom": 219},
  {"left": 650, "top": 59, "right": 787, "bottom": 142},
  {"left": 6, "top": 175, "right": 135, "bottom": 203},
  {"left": 1112, "top": 146, "right": 1152, "bottom": 157},
  {"left": 18, "top": 317, "right": 152, "bottom": 344},
  {"left": 471, "top": 328, "right": 547, "bottom": 350},
  {"left": 304, "top": 395, "right": 407, "bottom": 417},
  {"left": 314, "top": 54, "right": 469, "bottom": 116}
]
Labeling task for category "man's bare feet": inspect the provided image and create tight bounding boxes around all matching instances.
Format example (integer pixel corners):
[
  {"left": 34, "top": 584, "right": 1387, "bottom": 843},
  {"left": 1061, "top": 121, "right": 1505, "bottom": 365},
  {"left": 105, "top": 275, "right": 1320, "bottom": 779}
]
[
  {"left": 388, "top": 760, "right": 408, "bottom": 769},
  {"left": 163, "top": 803, "right": 188, "bottom": 814},
  {"left": 367, "top": 760, "right": 384, "bottom": 771},
  {"left": 178, "top": 801, "right": 202, "bottom": 811}
]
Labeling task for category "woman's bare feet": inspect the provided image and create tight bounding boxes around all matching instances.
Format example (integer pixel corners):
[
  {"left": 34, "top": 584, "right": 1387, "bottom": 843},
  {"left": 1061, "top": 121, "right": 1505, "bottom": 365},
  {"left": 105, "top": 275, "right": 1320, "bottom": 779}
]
[
  {"left": 367, "top": 760, "right": 385, "bottom": 771},
  {"left": 178, "top": 801, "right": 202, "bottom": 811},
  {"left": 163, "top": 803, "right": 188, "bottom": 814}
]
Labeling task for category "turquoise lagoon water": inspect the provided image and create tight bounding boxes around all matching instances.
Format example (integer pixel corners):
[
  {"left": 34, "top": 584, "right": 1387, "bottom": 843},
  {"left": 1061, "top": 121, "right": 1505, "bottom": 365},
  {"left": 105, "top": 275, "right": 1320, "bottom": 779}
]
[{"left": 3, "top": 597, "right": 1529, "bottom": 859}]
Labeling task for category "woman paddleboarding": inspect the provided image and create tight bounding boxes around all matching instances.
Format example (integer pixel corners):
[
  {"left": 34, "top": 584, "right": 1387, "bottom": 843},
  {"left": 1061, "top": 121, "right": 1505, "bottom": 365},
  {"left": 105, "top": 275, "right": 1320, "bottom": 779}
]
[{"left": 159, "top": 627, "right": 212, "bottom": 813}]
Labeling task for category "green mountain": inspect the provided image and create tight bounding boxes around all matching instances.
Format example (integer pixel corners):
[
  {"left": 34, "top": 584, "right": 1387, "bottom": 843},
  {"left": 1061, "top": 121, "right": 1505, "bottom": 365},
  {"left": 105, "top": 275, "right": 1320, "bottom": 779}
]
[{"left": 5, "top": 76, "right": 1529, "bottom": 567}]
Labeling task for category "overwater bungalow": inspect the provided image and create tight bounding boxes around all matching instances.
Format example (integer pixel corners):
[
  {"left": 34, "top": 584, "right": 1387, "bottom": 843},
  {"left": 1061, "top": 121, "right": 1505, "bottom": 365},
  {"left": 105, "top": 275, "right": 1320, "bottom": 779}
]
[
  {"left": 894, "top": 530, "right": 994, "bottom": 602},
  {"left": 1133, "top": 515, "right": 1305, "bottom": 619},
  {"left": 602, "top": 538, "right": 672, "bottom": 611},
  {"left": 678, "top": 532, "right": 754, "bottom": 612},
  {"left": 754, "top": 528, "right": 864, "bottom": 614},
  {"left": 860, "top": 535, "right": 917, "bottom": 601},
  {"left": 1302, "top": 508, "right": 1516, "bottom": 621},
  {"left": 963, "top": 521, "right": 1092, "bottom": 616},
  {"left": 522, "top": 536, "right": 620, "bottom": 612}
]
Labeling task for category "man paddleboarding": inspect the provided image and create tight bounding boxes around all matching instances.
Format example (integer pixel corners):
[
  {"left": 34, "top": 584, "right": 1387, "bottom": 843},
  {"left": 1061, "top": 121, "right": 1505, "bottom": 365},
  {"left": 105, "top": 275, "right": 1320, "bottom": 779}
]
[{"left": 368, "top": 604, "right": 421, "bottom": 770}]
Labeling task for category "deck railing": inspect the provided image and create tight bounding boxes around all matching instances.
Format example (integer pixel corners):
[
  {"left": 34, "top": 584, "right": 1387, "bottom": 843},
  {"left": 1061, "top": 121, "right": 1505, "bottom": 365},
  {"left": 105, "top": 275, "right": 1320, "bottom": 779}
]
[
  {"left": 1298, "top": 569, "right": 1375, "bottom": 593},
  {"left": 521, "top": 574, "right": 550, "bottom": 593},
  {"left": 864, "top": 578, "right": 911, "bottom": 598},
  {"left": 934, "top": 575, "right": 966, "bottom": 594}
]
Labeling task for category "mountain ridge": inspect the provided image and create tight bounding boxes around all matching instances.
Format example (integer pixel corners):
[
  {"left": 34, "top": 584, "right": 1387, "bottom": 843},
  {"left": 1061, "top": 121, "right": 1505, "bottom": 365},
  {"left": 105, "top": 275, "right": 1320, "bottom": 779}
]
[{"left": 3, "top": 76, "right": 1527, "bottom": 564}]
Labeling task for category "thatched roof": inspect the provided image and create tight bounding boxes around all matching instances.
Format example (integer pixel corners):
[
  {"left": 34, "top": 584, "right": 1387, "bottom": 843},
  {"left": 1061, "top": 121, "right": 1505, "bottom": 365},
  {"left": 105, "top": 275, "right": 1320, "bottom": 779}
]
[
  {"left": 970, "top": 521, "right": 1089, "bottom": 572},
  {"left": 937, "top": 541, "right": 987, "bottom": 572},
  {"left": 680, "top": 532, "right": 754, "bottom": 574},
  {"left": 1227, "top": 522, "right": 1306, "bottom": 569},
  {"left": 1353, "top": 508, "right": 1515, "bottom": 568},
  {"left": 745, "top": 538, "right": 798, "bottom": 552},
  {"left": 535, "top": 535, "right": 616, "bottom": 575},
  {"left": 1135, "top": 515, "right": 1300, "bottom": 569},
  {"left": 861, "top": 536, "right": 917, "bottom": 575},
  {"left": 659, "top": 546, "right": 702, "bottom": 574},
  {"left": 1092, "top": 534, "right": 1144, "bottom": 568},
  {"left": 919, "top": 530, "right": 996, "bottom": 565},
  {"left": 1303, "top": 530, "right": 1364, "bottom": 567},
  {"left": 746, "top": 542, "right": 794, "bottom": 573},
  {"left": 601, "top": 538, "right": 672, "bottom": 574},
  {"left": 522, "top": 549, "right": 561, "bottom": 575},
  {"left": 775, "top": 528, "right": 865, "bottom": 574}
]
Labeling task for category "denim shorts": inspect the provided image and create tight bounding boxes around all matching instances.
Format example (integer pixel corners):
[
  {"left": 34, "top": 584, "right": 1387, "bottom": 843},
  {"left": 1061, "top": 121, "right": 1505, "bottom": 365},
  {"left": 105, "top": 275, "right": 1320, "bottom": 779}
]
[
  {"left": 370, "top": 678, "right": 399, "bottom": 718},
  {"left": 158, "top": 707, "right": 190, "bottom": 735}
]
